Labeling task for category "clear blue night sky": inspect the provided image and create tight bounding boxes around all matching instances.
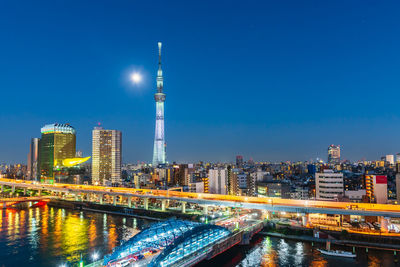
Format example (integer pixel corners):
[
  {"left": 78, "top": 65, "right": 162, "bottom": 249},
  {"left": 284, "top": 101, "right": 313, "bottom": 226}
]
[{"left": 1, "top": 0, "right": 400, "bottom": 164}]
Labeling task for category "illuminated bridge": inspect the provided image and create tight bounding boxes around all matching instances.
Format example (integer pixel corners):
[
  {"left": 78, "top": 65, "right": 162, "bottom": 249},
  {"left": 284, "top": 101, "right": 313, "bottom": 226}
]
[
  {"left": 103, "top": 219, "right": 231, "bottom": 267},
  {"left": 2, "top": 178, "right": 400, "bottom": 218}
]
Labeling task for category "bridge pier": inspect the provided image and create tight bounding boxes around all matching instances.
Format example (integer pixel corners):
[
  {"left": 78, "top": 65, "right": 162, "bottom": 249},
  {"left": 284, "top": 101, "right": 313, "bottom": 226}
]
[
  {"left": 161, "top": 199, "right": 167, "bottom": 211},
  {"left": 144, "top": 198, "right": 149, "bottom": 210},
  {"left": 301, "top": 213, "right": 309, "bottom": 227},
  {"left": 127, "top": 197, "right": 132, "bottom": 208},
  {"left": 181, "top": 201, "right": 186, "bottom": 214},
  {"left": 23, "top": 188, "right": 27, "bottom": 195},
  {"left": 380, "top": 216, "right": 390, "bottom": 233},
  {"left": 74, "top": 194, "right": 79, "bottom": 201},
  {"left": 11, "top": 186, "right": 15, "bottom": 194},
  {"left": 225, "top": 207, "right": 232, "bottom": 216},
  {"left": 38, "top": 189, "right": 42, "bottom": 196},
  {"left": 99, "top": 194, "right": 103, "bottom": 204},
  {"left": 112, "top": 196, "right": 117, "bottom": 206},
  {"left": 203, "top": 205, "right": 209, "bottom": 215},
  {"left": 1, "top": 185, "right": 3, "bottom": 192}
]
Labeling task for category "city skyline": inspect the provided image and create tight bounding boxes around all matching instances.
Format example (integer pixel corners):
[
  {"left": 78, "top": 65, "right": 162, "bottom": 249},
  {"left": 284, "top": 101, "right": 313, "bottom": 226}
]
[
  {"left": 2, "top": 1, "right": 400, "bottom": 163},
  {"left": 3, "top": 2, "right": 400, "bottom": 267}
]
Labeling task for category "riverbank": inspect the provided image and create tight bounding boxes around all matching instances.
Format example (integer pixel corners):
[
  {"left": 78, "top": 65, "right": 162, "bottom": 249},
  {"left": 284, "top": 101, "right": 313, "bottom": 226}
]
[
  {"left": 48, "top": 199, "right": 198, "bottom": 222},
  {"left": 259, "top": 231, "right": 400, "bottom": 251}
]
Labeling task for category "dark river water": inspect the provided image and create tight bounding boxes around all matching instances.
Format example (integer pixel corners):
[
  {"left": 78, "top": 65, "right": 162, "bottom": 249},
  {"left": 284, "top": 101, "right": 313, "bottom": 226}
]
[{"left": 0, "top": 205, "right": 398, "bottom": 267}]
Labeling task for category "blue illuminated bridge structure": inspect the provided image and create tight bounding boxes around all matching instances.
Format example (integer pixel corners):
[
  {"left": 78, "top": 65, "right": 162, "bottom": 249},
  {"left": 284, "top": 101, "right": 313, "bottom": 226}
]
[{"left": 103, "top": 219, "right": 231, "bottom": 267}]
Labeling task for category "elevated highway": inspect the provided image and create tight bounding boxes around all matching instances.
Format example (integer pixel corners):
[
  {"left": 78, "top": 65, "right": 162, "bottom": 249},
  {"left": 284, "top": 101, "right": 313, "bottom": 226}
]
[{"left": 1, "top": 178, "right": 400, "bottom": 218}]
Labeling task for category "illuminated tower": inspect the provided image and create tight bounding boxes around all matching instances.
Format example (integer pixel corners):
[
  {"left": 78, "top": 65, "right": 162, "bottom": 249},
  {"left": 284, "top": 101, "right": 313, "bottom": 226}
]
[{"left": 152, "top": 42, "right": 166, "bottom": 166}]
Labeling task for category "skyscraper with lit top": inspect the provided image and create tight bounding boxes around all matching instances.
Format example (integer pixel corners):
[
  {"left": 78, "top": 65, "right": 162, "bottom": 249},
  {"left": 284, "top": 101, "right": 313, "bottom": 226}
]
[
  {"left": 39, "top": 123, "right": 76, "bottom": 183},
  {"left": 327, "top": 144, "right": 340, "bottom": 165},
  {"left": 152, "top": 42, "right": 166, "bottom": 166}
]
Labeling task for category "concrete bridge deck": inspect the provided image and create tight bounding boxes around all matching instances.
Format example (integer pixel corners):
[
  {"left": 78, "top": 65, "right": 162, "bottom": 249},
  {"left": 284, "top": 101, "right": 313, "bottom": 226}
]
[{"left": 1, "top": 178, "right": 400, "bottom": 217}]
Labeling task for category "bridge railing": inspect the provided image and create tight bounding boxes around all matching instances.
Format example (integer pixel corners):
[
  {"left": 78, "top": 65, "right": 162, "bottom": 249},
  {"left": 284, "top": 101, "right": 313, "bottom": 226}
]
[{"left": 2, "top": 178, "right": 400, "bottom": 214}]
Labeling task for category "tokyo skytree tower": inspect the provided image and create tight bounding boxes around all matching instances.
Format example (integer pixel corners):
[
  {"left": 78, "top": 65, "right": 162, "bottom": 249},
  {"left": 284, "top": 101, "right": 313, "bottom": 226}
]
[{"left": 152, "top": 42, "right": 166, "bottom": 166}]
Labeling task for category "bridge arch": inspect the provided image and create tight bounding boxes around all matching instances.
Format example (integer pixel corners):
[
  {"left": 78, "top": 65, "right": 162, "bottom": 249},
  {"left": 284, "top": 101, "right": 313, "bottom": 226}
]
[
  {"left": 149, "top": 224, "right": 231, "bottom": 267},
  {"left": 103, "top": 219, "right": 201, "bottom": 266},
  {"left": 103, "top": 219, "right": 230, "bottom": 266}
]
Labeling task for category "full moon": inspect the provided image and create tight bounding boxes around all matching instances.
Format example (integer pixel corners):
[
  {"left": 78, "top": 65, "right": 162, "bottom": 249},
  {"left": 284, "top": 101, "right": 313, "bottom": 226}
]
[{"left": 130, "top": 72, "right": 142, "bottom": 83}]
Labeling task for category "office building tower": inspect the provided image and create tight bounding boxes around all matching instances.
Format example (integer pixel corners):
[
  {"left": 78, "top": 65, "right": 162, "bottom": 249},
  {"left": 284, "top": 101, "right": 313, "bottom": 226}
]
[
  {"left": 236, "top": 155, "right": 243, "bottom": 168},
  {"left": 92, "top": 127, "right": 122, "bottom": 186},
  {"left": 307, "top": 164, "right": 317, "bottom": 174},
  {"left": 315, "top": 169, "right": 344, "bottom": 200},
  {"left": 27, "top": 138, "right": 40, "bottom": 181},
  {"left": 386, "top": 154, "right": 395, "bottom": 165},
  {"left": 39, "top": 124, "right": 76, "bottom": 183},
  {"left": 365, "top": 175, "right": 388, "bottom": 204},
  {"left": 257, "top": 181, "right": 291, "bottom": 198},
  {"left": 208, "top": 168, "right": 227, "bottom": 195},
  {"left": 230, "top": 168, "right": 240, "bottom": 196},
  {"left": 152, "top": 42, "right": 167, "bottom": 166},
  {"left": 327, "top": 144, "right": 340, "bottom": 165},
  {"left": 172, "top": 164, "right": 190, "bottom": 186},
  {"left": 396, "top": 173, "right": 400, "bottom": 204}
]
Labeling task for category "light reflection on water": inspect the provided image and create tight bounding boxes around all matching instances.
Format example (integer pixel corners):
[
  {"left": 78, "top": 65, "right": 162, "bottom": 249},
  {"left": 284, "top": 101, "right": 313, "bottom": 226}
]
[
  {"left": 199, "top": 235, "right": 398, "bottom": 267},
  {"left": 0, "top": 205, "right": 144, "bottom": 267},
  {"left": 1, "top": 206, "right": 399, "bottom": 267}
]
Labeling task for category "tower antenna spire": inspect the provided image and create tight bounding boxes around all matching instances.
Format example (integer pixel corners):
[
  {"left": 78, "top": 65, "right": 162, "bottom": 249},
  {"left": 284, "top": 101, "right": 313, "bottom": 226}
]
[{"left": 158, "top": 42, "right": 162, "bottom": 67}]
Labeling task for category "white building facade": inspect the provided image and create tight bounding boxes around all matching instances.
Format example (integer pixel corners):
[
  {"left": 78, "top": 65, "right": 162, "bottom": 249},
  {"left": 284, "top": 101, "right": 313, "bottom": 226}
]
[
  {"left": 208, "top": 168, "right": 227, "bottom": 195},
  {"left": 315, "top": 170, "right": 344, "bottom": 200}
]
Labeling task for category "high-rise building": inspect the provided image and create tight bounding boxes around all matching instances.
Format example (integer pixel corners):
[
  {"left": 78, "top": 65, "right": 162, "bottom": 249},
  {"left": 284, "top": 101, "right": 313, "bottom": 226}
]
[
  {"left": 236, "top": 155, "right": 243, "bottom": 168},
  {"left": 230, "top": 168, "right": 240, "bottom": 195},
  {"left": 327, "top": 145, "right": 340, "bottom": 165},
  {"left": 152, "top": 42, "right": 166, "bottom": 166},
  {"left": 365, "top": 175, "right": 388, "bottom": 204},
  {"left": 208, "top": 168, "right": 227, "bottom": 195},
  {"left": 315, "top": 169, "right": 343, "bottom": 200},
  {"left": 396, "top": 173, "right": 400, "bottom": 204},
  {"left": 172, "top": 164, "right": 190, "bottom": 186},
  {"left": 92, "top": 127, "right": 122, "bottom": 186},
  {"left": 27, "top": 138, "right": 40, "bottom": 181},
  {"left": 386, "top": 154, "right": 395, "bottom": 165},
  {"left": 39, "top": 124, "right": 76, "bottom": 183}
]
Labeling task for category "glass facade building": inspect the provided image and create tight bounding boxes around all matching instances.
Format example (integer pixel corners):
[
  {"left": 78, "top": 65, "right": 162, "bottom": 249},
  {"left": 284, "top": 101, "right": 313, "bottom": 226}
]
[
  {"left": 27, "top": 137, "right": 40, "bottom": 181},
  {"left": 39, "top": 124, "right": 76, "bottom": 183}
]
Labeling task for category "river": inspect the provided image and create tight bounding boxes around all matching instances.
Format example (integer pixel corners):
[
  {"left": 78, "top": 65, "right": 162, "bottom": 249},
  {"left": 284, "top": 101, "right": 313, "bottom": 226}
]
[{"left": 0, "top": 205, "right": 398, "bottom": 267}]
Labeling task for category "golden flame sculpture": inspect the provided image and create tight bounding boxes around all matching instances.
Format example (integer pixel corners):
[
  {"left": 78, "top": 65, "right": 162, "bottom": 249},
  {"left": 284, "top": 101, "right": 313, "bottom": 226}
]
[{"left": 62, "top": 156, "right": 91, "bottom": 167}]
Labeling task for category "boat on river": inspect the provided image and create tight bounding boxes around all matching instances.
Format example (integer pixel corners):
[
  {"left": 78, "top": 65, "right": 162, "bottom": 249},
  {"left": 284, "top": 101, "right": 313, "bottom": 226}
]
[{"left": 317, "top": 249, "right": 356, "bottom": 258}]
